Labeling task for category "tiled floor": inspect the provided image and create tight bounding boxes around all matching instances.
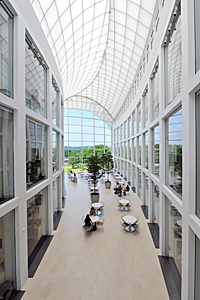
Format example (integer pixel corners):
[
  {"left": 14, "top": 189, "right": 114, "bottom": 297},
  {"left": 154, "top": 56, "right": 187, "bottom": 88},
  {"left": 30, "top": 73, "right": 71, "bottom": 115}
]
[{"left": 22, "top": 174, "right": 169, "bottom": 300}]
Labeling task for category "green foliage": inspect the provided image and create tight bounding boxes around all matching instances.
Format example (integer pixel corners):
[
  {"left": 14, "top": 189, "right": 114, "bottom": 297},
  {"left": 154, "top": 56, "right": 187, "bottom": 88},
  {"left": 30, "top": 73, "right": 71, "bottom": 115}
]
[
  {"left": 100, "top": 152, "right": 113, "bottom": 181},
  {"left": 86, "top": 155, "right": 102, "bottom": 191}
]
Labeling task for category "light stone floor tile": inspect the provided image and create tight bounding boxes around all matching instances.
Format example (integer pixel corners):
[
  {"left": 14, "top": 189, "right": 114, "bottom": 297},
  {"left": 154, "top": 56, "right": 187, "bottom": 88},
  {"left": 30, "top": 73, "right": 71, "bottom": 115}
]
[{"left": 22, "top": 174, "right": 169, "bottom": 300}]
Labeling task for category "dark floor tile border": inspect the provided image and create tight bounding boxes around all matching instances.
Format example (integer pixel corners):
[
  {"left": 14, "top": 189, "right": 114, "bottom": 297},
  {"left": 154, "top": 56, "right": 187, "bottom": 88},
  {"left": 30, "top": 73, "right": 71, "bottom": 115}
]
[
  {"left": 11, "top": 291, "right": 25, "bottom": 300},
  {"left": 53, "top": 211, "right": 63, "bottom": 230},
  {"left": 62, "top": 197, "right": 66, "bottom": 209},
  {"left": 147, "top": 223, "right": 159, "bottom": 248},
  {"left": 131, "top": 187, "right": 136, "bottom": 193},
  {"left": 141, "top": 205, "right": 148, "bottom": 219},
  {"left": 28, "top": 235, "right": 53, "bottom": 278},
  {"left": 28, "top": 236, "right": 46, "bottom": 269},
  {"left": 158, "top": 256, "right": 181, "bottom": 300}
]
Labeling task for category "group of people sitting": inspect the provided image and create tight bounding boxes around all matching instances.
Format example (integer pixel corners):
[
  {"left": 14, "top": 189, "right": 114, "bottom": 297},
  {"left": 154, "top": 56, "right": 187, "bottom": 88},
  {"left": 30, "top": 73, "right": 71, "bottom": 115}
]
[{"left": 114, "top": 182, "right": 130, "bottom": 196}]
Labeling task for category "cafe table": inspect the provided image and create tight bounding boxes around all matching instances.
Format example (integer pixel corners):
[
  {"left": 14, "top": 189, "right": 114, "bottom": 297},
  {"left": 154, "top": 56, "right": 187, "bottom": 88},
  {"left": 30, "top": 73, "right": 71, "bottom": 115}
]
[
  {"left": 122, "top": 215, "right": 137, "bottom": 232},
  {"left": 92, "top": 202, "right": 103, "bottom": 215},
  {"left": 119, "top": 199, "right": 129, "bottom": 211}
]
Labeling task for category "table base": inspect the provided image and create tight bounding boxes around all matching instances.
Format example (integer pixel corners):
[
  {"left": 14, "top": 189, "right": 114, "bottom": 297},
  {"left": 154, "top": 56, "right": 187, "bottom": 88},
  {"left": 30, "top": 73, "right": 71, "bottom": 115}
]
[{"left": 125, "top": 226, "right": 135, "bottom": 232}]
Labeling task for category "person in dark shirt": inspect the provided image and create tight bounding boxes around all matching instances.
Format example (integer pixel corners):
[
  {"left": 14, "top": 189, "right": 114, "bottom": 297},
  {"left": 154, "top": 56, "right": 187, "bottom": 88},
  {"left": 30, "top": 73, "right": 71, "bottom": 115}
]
[
  {"left": 84, "top": 214, "right": 91, "bottom": 227},
  {"left": 123, "top": 184, "right": 130, "bottom": 195}
]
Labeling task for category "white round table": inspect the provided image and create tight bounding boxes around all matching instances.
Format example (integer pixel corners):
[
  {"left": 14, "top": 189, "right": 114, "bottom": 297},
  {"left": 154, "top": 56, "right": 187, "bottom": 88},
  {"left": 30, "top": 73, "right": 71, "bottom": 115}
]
[
  {"left": 123, "top": 215, "right": 137, "bottom": 232},
  {"left": 92, "top": 202, "right": 103, "bottom": 215},
  {"left": 119, "top": 199, "right": 129, "bottom": 211},
  {"left": 177, "top": 220, "right": 182, "bottom": 227}
]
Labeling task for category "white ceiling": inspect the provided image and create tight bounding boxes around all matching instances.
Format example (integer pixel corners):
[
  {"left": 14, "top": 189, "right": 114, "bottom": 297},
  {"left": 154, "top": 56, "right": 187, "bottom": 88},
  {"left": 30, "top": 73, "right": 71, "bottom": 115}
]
[{"left": 30, "top": 0, "right": 157, "bottom": 121}]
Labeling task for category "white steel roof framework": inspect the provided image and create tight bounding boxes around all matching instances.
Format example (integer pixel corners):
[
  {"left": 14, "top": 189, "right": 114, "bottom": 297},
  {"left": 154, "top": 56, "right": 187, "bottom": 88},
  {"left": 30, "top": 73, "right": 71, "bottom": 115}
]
[{"left": 30, "top": 0, "right": 157, "bottom": 122}]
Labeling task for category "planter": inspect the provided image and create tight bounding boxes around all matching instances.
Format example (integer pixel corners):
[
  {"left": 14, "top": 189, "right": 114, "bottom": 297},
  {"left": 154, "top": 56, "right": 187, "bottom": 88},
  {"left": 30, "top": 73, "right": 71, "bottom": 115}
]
[
  {"left": 74, "top": 177, "right": 77, "bottom": 183},
  {"left": 105, "top": 180, "right": 111, "bottom": 189},
  {"left": 90, "top": 193, "right": 99, "bottom": 203}
]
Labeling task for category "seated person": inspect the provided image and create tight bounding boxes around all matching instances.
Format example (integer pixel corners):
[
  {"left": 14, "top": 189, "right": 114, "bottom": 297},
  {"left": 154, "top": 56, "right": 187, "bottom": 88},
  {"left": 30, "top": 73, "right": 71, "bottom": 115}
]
[
  {"left": 74, "top": 172, "right": 76, "bottom": 177},
  {"left": 90, "top": 207, "right": 96, "bottom": 216},
  {"left": 123, "top": 184, "right": 130, "bottom": 195},
  {"left": 114, "top": 182, "right": 119, "bottom": 194},
  {"left": 84, "top": 214, "right": 91, "bottom": 227},
  {"left": 117, "top": 185, "right": 123, "bottom": 196}
]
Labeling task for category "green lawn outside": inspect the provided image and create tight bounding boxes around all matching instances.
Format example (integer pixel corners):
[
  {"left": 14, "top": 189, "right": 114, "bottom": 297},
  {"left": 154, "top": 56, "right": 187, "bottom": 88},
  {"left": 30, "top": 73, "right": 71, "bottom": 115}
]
[{"left": 64, "top": 162, "right": 87, "bottom": 174}]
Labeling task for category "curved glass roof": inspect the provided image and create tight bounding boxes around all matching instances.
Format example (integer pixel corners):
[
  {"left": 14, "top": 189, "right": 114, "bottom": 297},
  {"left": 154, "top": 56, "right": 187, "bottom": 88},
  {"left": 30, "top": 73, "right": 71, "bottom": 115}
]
[{"left": 30, "top": 0, "right": 156, "bottom": 120}]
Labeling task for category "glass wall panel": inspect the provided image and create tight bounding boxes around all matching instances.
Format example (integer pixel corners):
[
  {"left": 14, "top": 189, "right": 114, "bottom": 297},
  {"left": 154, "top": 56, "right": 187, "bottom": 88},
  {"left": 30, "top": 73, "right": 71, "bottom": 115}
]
[
  {"left": 194, "top": 0, "right": 200, "bottom": 72},
  {"left": 129, "top": 163, "right": 131, "bottom": 185},
  {"left": 196, "top": 92, "right": 200, "bottom": 217},
  {"left": 52, "top": 82, "right": 58, "bottom": 126},
  {"left": 152, "top": 68, "right": 159, "bottom": 121},
  {"left": 145, "top": 131, "right": 148, "bottom": 169},
  {"left": 166, "top": 16, "right": 182, "bottom": 106},
  {"left": 132, "top": 111, "right": 136, "bottom": 135},
  {"left": 121, "top": 160, "right": 124, "bottom": 177},
  {"left": 166, "top": 108, "right": 182, "bottom": 198},
  {"left": 0, "top": 210, "right": 16, "bottom": 299},
  {"left": 121, "top": 124, "right": 124, "bottom": 140},
  {"left": 144, "top": 92, "right": 148, "bottom": 128},
  {"left": 124, "top": 121, "right": 127, "bottom": 139},
  {"left": 138, "top": 168, "right": 141, "bottom": 199},
  {"left": 195, "top": 235, "right": 200, "bottom": 299},
  {"left": 138, "top": 102, "right": 141, "bottom": 132},
  {"left": 128, "top": 140, "right": 131, "bottom": 161},
  {"left": 64, "top": 109, "right": 111, "bottom": 173},
  {"left": 166, "top": 198, "right": 182, "bottom": 280},
  {"left": 153, "top": 183, "right": 160, "bottom": 235},
  {"left": 153, "top": 125, "right": 159, "bottom": 177},
  {"left": 26, "top": 119, "right": 47, "bottom": 189},
  {"left": 25, "top": 40, "right": 46, "bottom": 117},
  {"left": 133, "top": 138, "right": 136, "bottom": 162},
  {"left": 0, "top": 5, "right": 13, "bottom": 98},
  {"left": 27, "top": 187, "right": 47, "bottom": 257},
  {"left": 133, "top": 166, "right": 136, "bottom": 193},
  {"left": 125, "top": 141, "right": 127, "bottom": 159},
  {"left": 128, "top": 117, "right": 131, "bottom": 137},
  {"left": 115, "top": 144, "right": 117, "bottom": 157},
  {"left": 0, "top": 106, "right": 14, "bottom": 203},
  {"left": 118, "top": 143, "right": 120, "bottom": 158},
  {"left": 114, "top": 129, "right": 117, "bottom": 142},
  {"left": 53, "top": 178, "right": 59, "bottom": 221},
  {"left": 145, "top": 175, "right": 149, "bottom": 209},
  {"left": 52, "top": 130, "right": 59, "bottom": 172},
  {"left": 121, "top": 142, "right": 123, "bottom": 158},
  {"left": 117, "top": 127, "right": 120, "bottom": 141},
  {"left": 138, "top": 135, "right": 141, "bottom": 165}
]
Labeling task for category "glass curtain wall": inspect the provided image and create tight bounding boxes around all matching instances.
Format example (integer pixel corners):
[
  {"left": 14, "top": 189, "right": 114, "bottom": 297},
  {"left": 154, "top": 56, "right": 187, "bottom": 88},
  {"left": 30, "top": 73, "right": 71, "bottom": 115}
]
[
  {"left": 138, "top": 102, "right": 141, "bottom": 132},
  {"left": 151, "top": 67, "right": 159, "bottom": 121},
  {"left": 27, "top": 188, "right": 47, "bottom": 257},
  {"left": 128, "top": 117, "right": 131, "bottom": 137},
  {"left": 129, "top": 163, "right": 131, "bottom": 185},
  {"left": 53, "top": 178, "right": 59, "bottom": 221},
  {"left": 132, "top": 111, "right": 136, "bottom": 135},
  {"left": 26, "top": 119, "right": 47, "bottom": 189},
  {"left": 64, "top": 109, "right": 111, "bottom": 173},
  {"left": 121, "top": 124, "right": 124, "bottom": 140},
  {"left": 145, "top": 131, "right": 148, "bottom": 169},
  {"left": 121, "top": 142, "right": 123, "bottom": 158},
  {"left": 166, "top": 198, "right": 182, "bottom": 280},
  {"left": 52, "top": 130, "right": 59, "bottom": 172},
  {"left": 153, "top": 183, "right": 160, "bottom": 236},
  {"left": 0, "top": 4, "right": 13, "bottom": 98},
  {"left": 125, "top": 141, "right": 127, "bottom": 159},
  {"left": 144, "top": 91, "right": 148, "bottom": 127},
  {"left": 153, "top": 125, "right": 159, "bottom": 177},
  {"left": 138, "top": 135, "right": 141, "bottom": 165},
  {"left": 128, "top": 140, "right": 131, "bottom": 161},
  {"left": 138, "top": 168, "right": 141, "bottom": 199},
  {"left": 0, "top": 105, "right": 14, "bottom": 204},
  {"left": 165, "top": 16, "right": 182, "bottom": 106},
  {"left": 166, "top": 108, "right": 182, "bottom": 198},
  {"left": 52, "top": 78, "right": 59, "bottom": 126},
  {"left": 124, "top": 121, "right": 127, "bottom": 139},
  {"left": 0, "top": 210, "right": 16, "bottom": 299},
  {"left": 25, "top": 36, "right": 46, "bottom": 117},
  {"left": 133, "top": 138, "right": 136, "bottom": 162},
  {"left": 133, "top": 166, "right": 136, "bottom": 193}
]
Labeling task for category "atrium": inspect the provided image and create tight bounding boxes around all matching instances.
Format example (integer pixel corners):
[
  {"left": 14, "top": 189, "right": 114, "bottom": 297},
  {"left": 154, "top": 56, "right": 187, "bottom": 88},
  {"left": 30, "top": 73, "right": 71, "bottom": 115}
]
[{"left": 0, "top": 0, "right": 199, "bottom": 300}]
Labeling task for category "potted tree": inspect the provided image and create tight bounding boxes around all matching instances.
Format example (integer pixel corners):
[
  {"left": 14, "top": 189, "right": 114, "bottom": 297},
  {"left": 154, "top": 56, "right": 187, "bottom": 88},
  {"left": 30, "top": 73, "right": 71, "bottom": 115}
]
[
  {"left": 86, "top": 155, "right": 102, "bottom": 203},
  {"left": 101, "top": 152, "right": 113, "bottom": 189}
]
